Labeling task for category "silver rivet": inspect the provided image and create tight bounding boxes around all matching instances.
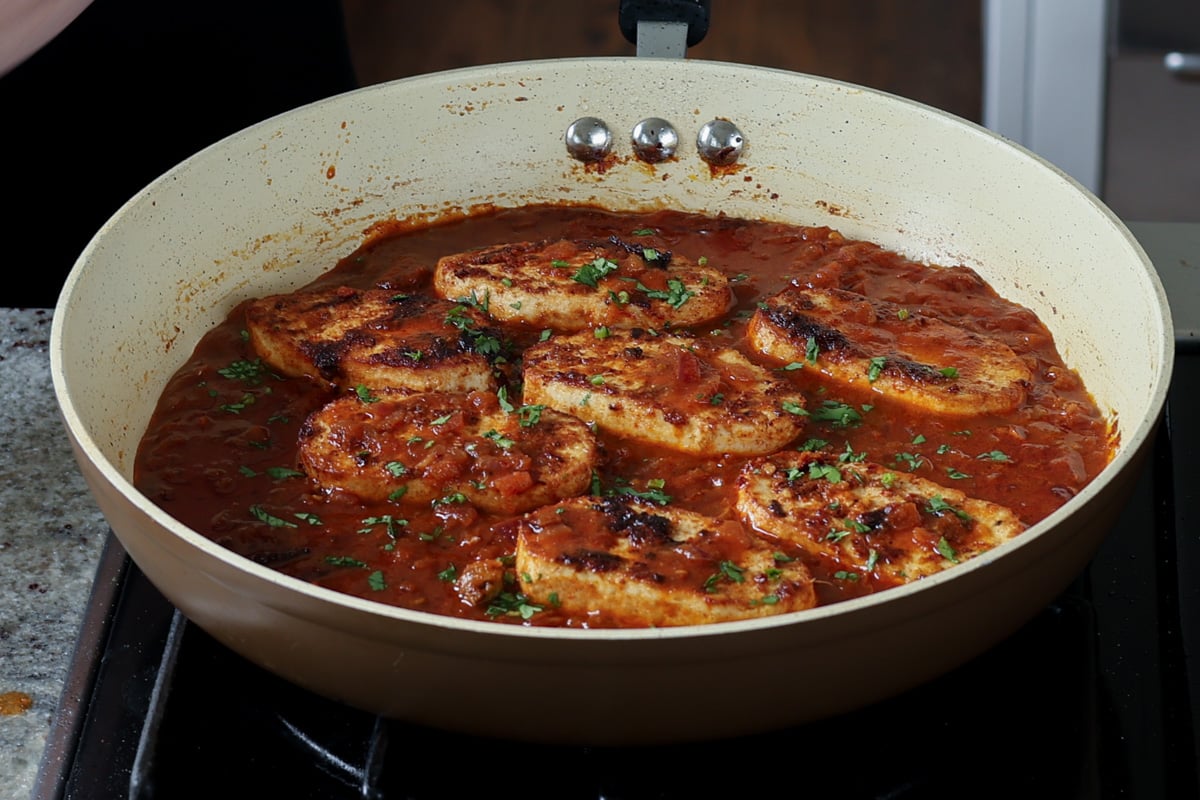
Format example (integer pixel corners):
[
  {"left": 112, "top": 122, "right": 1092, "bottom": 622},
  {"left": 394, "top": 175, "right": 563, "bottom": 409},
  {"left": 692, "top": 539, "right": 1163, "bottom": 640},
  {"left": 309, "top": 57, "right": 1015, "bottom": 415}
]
[
  {"left": 697, "top": 119, "right": 745, "bottom": 166},
  {"left": 565, "top": 117, "right": 613, "bottom": 162},
  {"left": 631, "top": 117, "right": 678, "bottom": 163}
]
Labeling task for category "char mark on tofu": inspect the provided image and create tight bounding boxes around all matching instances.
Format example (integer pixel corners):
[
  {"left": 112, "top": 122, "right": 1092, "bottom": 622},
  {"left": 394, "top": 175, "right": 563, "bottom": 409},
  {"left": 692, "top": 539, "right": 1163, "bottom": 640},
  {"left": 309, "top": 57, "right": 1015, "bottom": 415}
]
[
  {"left": 762, "top": 305, "right": 853, "bottom": 356},
  {"left": 559, "top": 548, "right": 625, "bottom": 572},
  {"left": 595, "top": 496, "right": 674, "bottom": 546},
  {"left": 607, "top": 234, "right": 672, "bottom": 269}
]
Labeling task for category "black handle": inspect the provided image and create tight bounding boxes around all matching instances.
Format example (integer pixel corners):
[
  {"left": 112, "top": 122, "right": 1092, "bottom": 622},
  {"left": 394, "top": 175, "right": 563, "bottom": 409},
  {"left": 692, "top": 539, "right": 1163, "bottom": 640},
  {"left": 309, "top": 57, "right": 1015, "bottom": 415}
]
[{"left": 619, "top": 0, "right": 712, "bottom": 47}]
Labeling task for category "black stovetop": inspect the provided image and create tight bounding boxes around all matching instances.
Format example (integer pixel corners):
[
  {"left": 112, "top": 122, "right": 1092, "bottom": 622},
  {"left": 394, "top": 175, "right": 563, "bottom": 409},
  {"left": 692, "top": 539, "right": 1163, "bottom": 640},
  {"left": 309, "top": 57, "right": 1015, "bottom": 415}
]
[{"left": 34, "top": 232, "right": 1200, "bottom": 800}]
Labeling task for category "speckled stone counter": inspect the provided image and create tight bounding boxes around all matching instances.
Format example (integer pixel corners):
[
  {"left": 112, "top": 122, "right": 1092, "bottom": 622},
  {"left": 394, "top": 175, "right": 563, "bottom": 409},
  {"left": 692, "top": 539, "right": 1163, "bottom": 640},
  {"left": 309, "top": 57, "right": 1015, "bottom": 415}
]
[{"left": 0, "top": 309, "right": 109, "bottom": 800}]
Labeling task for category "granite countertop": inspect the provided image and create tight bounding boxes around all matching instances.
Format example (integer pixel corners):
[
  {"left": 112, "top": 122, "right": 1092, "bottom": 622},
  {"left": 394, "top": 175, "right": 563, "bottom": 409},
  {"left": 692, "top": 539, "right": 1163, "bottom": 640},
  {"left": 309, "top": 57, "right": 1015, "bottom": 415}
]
[{"left": 0, "top": 309, "right": 109, "bottom": 800}]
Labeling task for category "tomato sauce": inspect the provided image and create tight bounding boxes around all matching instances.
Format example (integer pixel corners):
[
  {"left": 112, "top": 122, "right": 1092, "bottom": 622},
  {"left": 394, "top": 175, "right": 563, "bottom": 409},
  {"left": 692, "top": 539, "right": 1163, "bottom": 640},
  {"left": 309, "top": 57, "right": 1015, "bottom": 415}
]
[{"left": 133, "top": 204, "right": 1116, "bottom": 626}]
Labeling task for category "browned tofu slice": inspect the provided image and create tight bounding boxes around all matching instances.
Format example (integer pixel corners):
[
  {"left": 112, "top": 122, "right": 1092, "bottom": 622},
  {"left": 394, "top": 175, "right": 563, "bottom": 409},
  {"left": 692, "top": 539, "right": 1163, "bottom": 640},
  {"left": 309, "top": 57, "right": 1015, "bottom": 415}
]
[
  {"left": 748, "top": 286, "right": 1033, "bottom": 416},
  {"left": 244, "top": 286, "right": 500, "bottom": 392},
  {"left": 299, "top": 389, "right": 599, "bottom": 514},
  {"left": 521, "top": 329, "right": 807, "bottom": 455},
  {"left": 736, "top": 450, "right": 1027, "bottom": 584},
  {"left": 514, "top": 495, "right": 817, "bottom": 627},
  {"left": 433, "top": 237, "right": 733, "bottom": 331}
]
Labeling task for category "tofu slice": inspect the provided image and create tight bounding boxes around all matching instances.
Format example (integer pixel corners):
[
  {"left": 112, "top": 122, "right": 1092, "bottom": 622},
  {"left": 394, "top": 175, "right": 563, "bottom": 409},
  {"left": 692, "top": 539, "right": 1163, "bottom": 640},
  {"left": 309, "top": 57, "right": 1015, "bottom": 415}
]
[
  {"left": 521, "top": 329, "right": 808, "bottom": 455},
  {"left": 433, "top": 237, "right": 733, "bottom": 331},
  {"left": 748, "top": 286, "right": 1032, "bottom": 416},
  {"left": 514, "top": 495, "right": 817, "bottom": 627},
  {"left": 244, "top": 286, "right": 500, "bottom": 392},
  {"left": 735, "top": 450, "right": 1027, "bottom": 584},
  {"left": 299, "top": 389, "right": 598, "bottom": 514}
]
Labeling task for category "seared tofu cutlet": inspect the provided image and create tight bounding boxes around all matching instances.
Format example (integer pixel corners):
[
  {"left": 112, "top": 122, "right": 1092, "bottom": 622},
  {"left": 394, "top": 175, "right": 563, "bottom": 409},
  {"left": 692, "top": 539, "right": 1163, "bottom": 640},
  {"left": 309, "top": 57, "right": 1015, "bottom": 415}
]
[
  {"left": 299, "top": 389, "right": 599, "bottom": 514},
  {"left": 749, "top": 286, "right": 1033, "bottom": 416},
  {"left": 736, "top": 450, "right": 1026, "bottom": 584},
  {"left": 433, "top": 237, "right": 733, "bottom": 331},
  {"left": 513, "top": 495, "right": 817, "bottom": 627},
  {"left": 245, "top": 286, "right": 501, "bottom": 392},
  {"left": 521, "top": 329, "right": 808, "bottom": 455}
]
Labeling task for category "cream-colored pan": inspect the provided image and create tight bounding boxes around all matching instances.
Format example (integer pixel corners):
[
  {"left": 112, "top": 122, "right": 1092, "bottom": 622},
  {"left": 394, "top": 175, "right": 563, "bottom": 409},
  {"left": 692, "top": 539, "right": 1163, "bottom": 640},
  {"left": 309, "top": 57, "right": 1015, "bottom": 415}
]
[{"left": 51, "top": 58, "right": 1173, "bottom": 745}]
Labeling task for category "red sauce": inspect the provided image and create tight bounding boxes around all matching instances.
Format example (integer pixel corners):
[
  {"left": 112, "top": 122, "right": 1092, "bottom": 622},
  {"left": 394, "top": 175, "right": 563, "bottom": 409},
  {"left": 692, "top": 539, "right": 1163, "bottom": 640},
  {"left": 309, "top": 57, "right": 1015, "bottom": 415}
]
[{"left": 133, "top": 204, "right": 1115, "bottom": 626}]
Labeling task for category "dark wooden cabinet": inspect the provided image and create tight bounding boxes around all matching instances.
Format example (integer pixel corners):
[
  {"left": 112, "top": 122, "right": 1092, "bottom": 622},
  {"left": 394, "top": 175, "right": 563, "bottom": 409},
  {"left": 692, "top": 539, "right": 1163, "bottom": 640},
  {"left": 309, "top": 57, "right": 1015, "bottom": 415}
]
[{"left": 340, "top": 1, "right": 983, "bottom": 124}]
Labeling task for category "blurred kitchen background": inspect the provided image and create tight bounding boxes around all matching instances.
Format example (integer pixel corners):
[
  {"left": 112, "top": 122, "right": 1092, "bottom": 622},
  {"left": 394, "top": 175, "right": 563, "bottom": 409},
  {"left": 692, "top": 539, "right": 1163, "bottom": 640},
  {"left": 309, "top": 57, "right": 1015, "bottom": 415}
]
[{"left": 341, "top": 0, "right": 1200, "bottom": 223}]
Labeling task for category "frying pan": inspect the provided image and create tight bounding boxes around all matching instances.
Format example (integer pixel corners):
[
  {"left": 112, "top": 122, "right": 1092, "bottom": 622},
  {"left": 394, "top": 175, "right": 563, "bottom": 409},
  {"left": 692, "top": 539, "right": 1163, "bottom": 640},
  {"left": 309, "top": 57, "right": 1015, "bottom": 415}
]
[{"left": 50, "top": 45, "right": 1173, "bottom": 744}]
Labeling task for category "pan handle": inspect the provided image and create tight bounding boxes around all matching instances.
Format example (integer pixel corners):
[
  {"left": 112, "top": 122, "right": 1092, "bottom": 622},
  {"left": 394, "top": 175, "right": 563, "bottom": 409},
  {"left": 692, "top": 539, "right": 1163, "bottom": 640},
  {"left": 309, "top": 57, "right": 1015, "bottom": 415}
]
[{"left": 618, "top": 0, "right": 711, "bottom": 57}]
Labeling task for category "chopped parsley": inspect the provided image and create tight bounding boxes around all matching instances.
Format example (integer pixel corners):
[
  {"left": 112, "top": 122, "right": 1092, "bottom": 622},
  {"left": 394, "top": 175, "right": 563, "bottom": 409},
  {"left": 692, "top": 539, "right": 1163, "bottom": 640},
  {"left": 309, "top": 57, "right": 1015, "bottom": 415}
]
[
  {"left": 805, "top": 336, "right": 820, "bottom": 365},
  {"left": 325, "top": 555, "right": 367, "bottom": 568},
  {"left": 634, "top": 278, "right": 694, "bottom": 309},
  {"left": 486, "top": 591, "right": 543, "bottom": 620},
  {"left": 926, "top": 495, "right": 972, "bottom": 523},
  {"left": 838, "top": 443, "right": 867, "bottom": 463},
  {"left": 482, "top": 430, "right": 515, "bottom": 449},
  {"left": 608, "top": 477, "right": 671, "bottom": 505},
  {"left": 937, "top": 537, "right": 960, "bottom": 563},
  {"left": 517, "top": 404, "right": 545, "bottom": 427},
  {"left": 218, "top": 358, "right": 269, "bottom": 384},
  {"left": 704, "top": 560, "right": 746, "bottom": 592},
  {"left": 445, "top": 302, "right": 504, "bottom": 357},
  {"left": 218, "top": 392, "right": 257, "bottom": 414},
  {"left": 781, "top": 400, "right": 807, "bottom": 416},
  {"left": 810, "top": 400, "right": 864, "bottom": 428},
  {"left": 807, "top": 462, "right": 843, "bottom": 483},
  {"left": 865, "top": 549, "right": 879, "bottom": 571},
  {"left": 867, "top": 356, "right": 886, "bottom": 382},
  {"left": 572, "top": 257, "right": 620, "bottom": 288},
  {"left": 249, "top": 505, "right": 297, "bottom": 528},
  {"left": 358, "top": 515, "right": 408, "bottom": 537}
]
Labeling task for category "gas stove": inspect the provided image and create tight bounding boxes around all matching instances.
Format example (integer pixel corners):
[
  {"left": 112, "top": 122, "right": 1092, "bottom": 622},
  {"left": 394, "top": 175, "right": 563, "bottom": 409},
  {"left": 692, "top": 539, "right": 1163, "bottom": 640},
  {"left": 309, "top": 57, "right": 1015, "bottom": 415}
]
[{"left": 32, "top": 224, "right": 1200, "bottom": 800}]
